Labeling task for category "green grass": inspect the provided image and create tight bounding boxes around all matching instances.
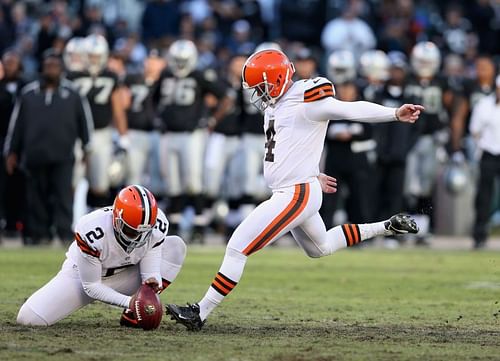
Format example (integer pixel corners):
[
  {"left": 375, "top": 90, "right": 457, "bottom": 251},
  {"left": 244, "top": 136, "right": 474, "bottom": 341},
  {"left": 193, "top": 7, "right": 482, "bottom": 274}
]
[{"left": 1, "top": 246, "right": 499, "bottom": 361}]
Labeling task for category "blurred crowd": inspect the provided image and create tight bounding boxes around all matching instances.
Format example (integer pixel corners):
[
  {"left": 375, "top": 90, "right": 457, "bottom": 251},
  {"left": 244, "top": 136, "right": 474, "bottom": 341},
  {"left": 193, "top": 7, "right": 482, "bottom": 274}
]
[{"left": 0, "top": 0, "right": 500, "bottom": 249}]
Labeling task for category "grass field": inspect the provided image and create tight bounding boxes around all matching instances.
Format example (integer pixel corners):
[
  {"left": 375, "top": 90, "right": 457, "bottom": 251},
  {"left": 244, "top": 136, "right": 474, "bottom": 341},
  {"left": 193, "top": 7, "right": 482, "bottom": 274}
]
[{"left": 1, "top": 246, "right": 499, "bottom": 361}]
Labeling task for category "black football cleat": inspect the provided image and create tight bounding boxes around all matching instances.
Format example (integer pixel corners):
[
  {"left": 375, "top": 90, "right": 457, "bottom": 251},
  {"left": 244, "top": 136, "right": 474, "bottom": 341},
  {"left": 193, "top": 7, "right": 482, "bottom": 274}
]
[
  {"left": 385, "top": 214, "right": 419, "bottom": 235},
  {"left": 120, "top": 309, "right": 140, "bottom": 328},
  {"left": 166, "top": 303, "right": 205, "bottom": 331}
]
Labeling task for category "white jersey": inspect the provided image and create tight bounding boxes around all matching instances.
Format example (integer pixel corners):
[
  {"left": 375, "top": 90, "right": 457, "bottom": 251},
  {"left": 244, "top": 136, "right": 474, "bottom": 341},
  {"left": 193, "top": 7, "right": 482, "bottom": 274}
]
[
  {"left": 61, "top": 207, "right": 170, "bottom": 308},
  {"left": 67, "top": 207, "right": 169, "bottom": 277},
  {"left": 263, "top": 77, "right": 398, "bottom": 189}
]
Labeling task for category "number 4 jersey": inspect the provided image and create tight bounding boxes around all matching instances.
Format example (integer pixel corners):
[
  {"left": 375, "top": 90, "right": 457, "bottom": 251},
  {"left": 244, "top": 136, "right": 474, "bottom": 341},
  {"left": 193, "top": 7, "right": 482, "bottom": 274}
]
[
  {"left": 66, "top": 207, "right": 169, "bottom": 277},
  {"left": 262, "top": 77, "right": 397, "bottom": 190}
]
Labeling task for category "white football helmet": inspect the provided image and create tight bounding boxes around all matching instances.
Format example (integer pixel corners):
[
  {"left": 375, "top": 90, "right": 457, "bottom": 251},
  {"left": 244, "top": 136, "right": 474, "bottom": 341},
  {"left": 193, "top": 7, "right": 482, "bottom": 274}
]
[
  {"left": 254, "top": 42, "right": 282, "bottom": 52},
  {"left": 167, "top": 40, "right": 198, "bottom": 78},
  {"left": 63, "top": 37, "right": 88, "bottom": 72},
  {"left": 85, "top": 34, "right": 109, "bottom": 76},
  {"left": 411, "top": 41, "right": 441, "bottom": 78},
  {"left": 359, "top": 50, "right": 390, "bottom": 82},
  {"left": 327, "top": 50, "right": 356, "bottom": 84}
]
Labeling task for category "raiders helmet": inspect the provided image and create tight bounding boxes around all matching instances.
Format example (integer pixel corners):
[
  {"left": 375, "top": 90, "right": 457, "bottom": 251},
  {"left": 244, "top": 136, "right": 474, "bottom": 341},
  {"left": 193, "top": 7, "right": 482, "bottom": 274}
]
[
  {"left": 167, "top": 40, "right": 198, "bottom": 78},
  {"left": 411, "top": 42, "right": 441, "bottom": 78},
  {"left": 327, "top": 50, "right": 356, "bottom": 84},
  {"left": 85, "top": 34, "right": 109, "bottom": 75}
]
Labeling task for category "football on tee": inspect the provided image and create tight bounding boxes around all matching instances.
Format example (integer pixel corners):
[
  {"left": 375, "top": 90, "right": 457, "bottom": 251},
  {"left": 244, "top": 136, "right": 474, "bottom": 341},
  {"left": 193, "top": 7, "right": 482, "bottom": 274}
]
[{"left": 133, "top": 284, "right": 163, "bottom": 330}]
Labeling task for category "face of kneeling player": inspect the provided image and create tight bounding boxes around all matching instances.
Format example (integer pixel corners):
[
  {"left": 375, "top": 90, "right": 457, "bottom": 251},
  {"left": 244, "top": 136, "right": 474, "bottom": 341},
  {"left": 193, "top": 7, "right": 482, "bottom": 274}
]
[{"left": 113, "top": 185, "right": 158, "bottom": 252}]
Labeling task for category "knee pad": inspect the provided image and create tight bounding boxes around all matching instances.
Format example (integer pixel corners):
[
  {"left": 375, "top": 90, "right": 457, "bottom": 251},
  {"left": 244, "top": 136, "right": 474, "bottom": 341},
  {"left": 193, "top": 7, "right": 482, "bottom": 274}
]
[{"left": 17, "top": 304, "right": 49, "bottom": 326}]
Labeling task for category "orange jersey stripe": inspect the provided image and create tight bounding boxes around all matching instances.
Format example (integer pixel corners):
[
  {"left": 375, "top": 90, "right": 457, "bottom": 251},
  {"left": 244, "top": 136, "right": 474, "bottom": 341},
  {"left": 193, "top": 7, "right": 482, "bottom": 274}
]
[
  {"left": 304, "top": 84, "right": 333, "bottom": 98},
  {"left": 304, "top": 90, "right": 334, "bottom": 103},
  {"left": 304, "top": 87, "right": 334, "bottom": 99},
  {"left": 243, "top": 183, "right": 310, "bottom": 255},
  {"left": 253, "top": 182, "right": 311, "bottom": 254},
  {"left": 75, "top": 233, "right": 100, "bottom": 257}
]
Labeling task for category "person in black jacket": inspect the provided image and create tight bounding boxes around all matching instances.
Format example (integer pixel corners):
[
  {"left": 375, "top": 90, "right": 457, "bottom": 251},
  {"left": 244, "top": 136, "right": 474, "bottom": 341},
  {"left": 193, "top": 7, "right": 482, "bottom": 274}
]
[
  {"left": 4, "top": 50, "right": 93, "bottom": 245},
  {"left": 0, "top": 50, "right": 25, "bottom": 238}
]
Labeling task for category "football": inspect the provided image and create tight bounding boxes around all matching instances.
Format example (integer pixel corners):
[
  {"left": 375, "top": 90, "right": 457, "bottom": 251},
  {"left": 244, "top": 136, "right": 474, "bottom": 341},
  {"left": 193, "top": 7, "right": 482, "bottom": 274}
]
[{"left": 133, "top": 284, "right": 163, "bottom": 330}]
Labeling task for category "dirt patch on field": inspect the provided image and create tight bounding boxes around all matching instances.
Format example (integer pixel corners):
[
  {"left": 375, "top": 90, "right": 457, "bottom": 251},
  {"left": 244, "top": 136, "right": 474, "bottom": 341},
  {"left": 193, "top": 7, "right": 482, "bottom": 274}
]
[{"left": 204, "top": 322, "right": 500, "bottom": 347}]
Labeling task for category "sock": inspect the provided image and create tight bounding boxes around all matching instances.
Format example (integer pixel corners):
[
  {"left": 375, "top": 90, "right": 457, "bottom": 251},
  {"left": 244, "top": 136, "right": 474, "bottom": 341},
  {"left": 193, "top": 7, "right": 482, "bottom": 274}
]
[
  {"left": 198, "top": 247, "right": 247, "bottom": 321},
  {"left": 327, "top": 221, "right": 390, "bottom": 249}
]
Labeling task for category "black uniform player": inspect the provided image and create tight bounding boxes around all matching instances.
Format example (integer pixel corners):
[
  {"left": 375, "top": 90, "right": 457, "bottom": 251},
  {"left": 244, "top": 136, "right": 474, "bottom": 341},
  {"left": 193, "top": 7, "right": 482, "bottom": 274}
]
[
  {"left": 403, "top": 42, "right": 454, "bottom": 244},
  {"left": 204, "top": 56, "right": 245, "bottom": 237},
  {"left": 66, "top": 34, "right": 128, "bottom": 208},
  {"left": 123, "top": 70, "right": 156, "bottom": 185},
  {"left": 154, "top": 40, "right": 231, "bottom": 242},
  {"left": 320, "top": 81, "right": 375, "bottom": 229},
  {"left": 373, "top": 52, "right": 414, "bottom": 246}
]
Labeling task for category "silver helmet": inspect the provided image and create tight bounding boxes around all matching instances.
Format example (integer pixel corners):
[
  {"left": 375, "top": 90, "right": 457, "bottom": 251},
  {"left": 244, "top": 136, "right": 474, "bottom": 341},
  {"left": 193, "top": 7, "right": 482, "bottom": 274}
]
[
  {"left": 411, "top": 41, "right": 441, "bottom": 78},
  {"left": 327, "top": 50, "right": 356, "bottom": 84},
  {"left": 359, "top": 50, "right": 390, "bottom": 82},
  {"left": 85, "top": 34, "right": 109, "bottom": 75},
  {"left": 167, "top": 40, "right": 198, "bottom": 78},
  {"left": 63, "top": 37, "right": 88, "bottom": 72}
]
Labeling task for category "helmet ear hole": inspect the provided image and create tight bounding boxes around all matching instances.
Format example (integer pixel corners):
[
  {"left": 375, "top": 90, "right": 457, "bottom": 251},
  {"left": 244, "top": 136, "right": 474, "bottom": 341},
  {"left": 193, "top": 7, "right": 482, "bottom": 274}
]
[{"left": 276, "top": 75, "right": 282, "bottom": 87}]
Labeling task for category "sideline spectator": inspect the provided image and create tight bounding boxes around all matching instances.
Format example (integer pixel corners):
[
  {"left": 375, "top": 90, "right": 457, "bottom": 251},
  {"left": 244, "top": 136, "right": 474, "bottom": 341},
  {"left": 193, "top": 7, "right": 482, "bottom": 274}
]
[
  {"left": 4, "top": 50, "right": 92, "bottom": 245},
  {"left": 321, "top": 2, "right": 376, "bottom": 60}
]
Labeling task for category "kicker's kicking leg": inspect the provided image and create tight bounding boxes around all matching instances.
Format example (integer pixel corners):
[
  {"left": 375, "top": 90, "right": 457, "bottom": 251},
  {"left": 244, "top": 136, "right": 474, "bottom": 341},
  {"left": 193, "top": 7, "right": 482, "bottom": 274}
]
[{"left": 292, "top": 213, "right": 419, "bottom": 257}]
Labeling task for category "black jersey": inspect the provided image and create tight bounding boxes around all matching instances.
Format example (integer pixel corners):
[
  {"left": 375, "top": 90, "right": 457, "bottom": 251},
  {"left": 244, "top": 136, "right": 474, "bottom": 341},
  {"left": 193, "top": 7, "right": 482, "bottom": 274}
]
[
  {"left": 154, "top": 69, "right": 226, "bottom": 132},
  {"left": 463, "top": 79, "right": 494, "bottom": 116},
  {"left": 67, "top": 70, "right": 119, "bottom": 129},
  {"left": 124, "top": 73, "right": 155, "bottom": 131},
  {"left": 240, "top": 87, "right": 263, "bottom": 134},
  {"left": 404, "top": 76, "right": 450, "bottom": 135},
  {"left": 213, "top": 82, "right": 241, "bottom": 136},
  {"left": 374, "top": 84, "right": 416, "bottom": 163}
]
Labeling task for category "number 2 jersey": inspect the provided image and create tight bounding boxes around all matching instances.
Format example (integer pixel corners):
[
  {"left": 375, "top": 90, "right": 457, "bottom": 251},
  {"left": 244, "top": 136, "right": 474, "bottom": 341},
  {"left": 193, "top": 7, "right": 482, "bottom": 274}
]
[
  {"left": 66, "top": 207, "right": 169, "bottom": 280},
  {"left": 262, "top": 77, "right": 398, "bottom": 189}
]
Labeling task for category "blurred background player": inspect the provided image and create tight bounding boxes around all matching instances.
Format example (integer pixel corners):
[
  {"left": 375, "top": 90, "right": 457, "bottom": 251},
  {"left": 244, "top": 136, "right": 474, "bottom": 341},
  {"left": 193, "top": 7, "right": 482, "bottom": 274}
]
[
  {"left": 359, "top": 49, "right": 390, "bottom": 102},
  {"left": 373, "top": 51, "right": 415, "bottom": 248},
  {"left": 66, "top": 34, "right": 129, "bottom": 209},
  {"left": 204, "top": 55, "right": 244, "bottom": 238},
  {"left": 122, "top": 51, "right": 165, "bottom": 187},
  {"left": 325, "top": 50, "right": 356, "bottom": 86},
  {"left": 154, "top": 40, "right": 232, "bottom": 243},
  {"left": 320, "top": 54, "right": 376, "bottom": 229},
  {"left": 404, "top": 41, "right": 454, "bottom": 245}
]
